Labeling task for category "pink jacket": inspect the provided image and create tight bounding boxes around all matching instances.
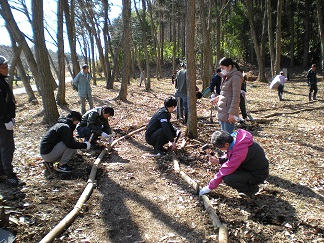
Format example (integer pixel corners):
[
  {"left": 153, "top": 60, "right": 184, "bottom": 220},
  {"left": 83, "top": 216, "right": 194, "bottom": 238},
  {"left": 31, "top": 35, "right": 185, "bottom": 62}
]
[{"left": 208, "top": 129, "right": 253, "bottom": 190}]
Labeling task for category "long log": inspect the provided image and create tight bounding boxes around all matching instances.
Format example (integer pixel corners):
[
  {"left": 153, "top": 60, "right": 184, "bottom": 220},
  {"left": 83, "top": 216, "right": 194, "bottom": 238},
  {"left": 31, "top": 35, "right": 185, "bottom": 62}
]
[
  {"left": 39, "top": 126, "right": 146, "bottom": 243},
  {"left": 173, "top": 157, "right": 228, "bottom": 243}
]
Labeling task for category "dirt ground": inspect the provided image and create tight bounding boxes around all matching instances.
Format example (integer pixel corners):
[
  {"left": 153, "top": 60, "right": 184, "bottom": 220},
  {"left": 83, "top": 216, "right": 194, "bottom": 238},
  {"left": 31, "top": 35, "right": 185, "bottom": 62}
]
[{"left": 1, "top": 69, "right": 324, "bottom": 243}]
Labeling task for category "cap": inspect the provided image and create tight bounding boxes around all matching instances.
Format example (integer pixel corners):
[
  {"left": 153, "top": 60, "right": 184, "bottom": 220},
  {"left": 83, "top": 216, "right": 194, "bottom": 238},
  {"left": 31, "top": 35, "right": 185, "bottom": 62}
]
[
  {"left": 0, "top": 56, "right": 8, "bottom": 65},
  {"left": 82, "top": 64, "right": 89, "bottom": 69}
]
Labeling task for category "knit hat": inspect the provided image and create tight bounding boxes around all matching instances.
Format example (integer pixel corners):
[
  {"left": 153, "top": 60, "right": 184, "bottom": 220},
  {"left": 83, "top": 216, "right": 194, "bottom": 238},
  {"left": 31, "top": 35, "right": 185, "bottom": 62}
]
[{"left": 0, "top": 56, "right": 8, "bottom": 65}]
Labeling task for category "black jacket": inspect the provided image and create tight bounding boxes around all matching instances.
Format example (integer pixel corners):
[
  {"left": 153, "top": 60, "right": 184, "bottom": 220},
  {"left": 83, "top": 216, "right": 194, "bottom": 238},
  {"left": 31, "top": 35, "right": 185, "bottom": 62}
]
[
  {"left": 0, "top": 75, "right": 16, "bottom": 127},
  {"left": 145, "top": 107, "right": 176, "bottom": 142},
  {"left": 40, "top": 116, "right": 86, "bottom": 155}
]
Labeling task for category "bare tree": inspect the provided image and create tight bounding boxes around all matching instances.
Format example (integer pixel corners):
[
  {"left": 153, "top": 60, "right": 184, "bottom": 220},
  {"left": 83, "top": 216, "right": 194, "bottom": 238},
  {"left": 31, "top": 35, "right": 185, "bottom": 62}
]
[
  {"left": 118, "top": 0, "right": 131, "bottom": 101},
  {"left": 32, "top": 0, "right": 59, "bottom": 124},
  {"left": 274, "top": 0, "right": 283, "bottom": 73},
  {"left": 316, "top": 0, "right": 324, "bottom": 67},
  {"left": 186, "top": 0, "right": 197, "bottom": 138}
]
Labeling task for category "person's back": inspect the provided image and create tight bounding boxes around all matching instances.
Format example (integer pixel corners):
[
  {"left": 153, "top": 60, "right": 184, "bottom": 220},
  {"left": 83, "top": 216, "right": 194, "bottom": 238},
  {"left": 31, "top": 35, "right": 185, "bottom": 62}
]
[{"left": 176, "top": 69, "right": 187, "bottom": 95}]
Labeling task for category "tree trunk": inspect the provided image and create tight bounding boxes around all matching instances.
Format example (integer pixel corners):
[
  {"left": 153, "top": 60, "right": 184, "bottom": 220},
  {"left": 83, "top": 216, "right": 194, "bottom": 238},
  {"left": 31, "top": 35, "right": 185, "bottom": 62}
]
[
  {"left": 267, "top": 0, "right": 275, "bottom": 77},
  {"left": 32, "top": 0, "right": 59, "bottom": 124},
  {"left": 274, "top": 0, "right": 283, "bottom": 73},
  {"left": 186, "top": 0, "right": 197, "bottom": 139},
  {"left": 118, "top": 0, "right": 131, "bottom": 101},
  {"left": 56, "top": 0, "right": 67, "bottom": 107},
  {"left": 316, "top": 0, "right": 324, "bottom": 67},
  {"left": 302, "top": 0, "right": 310, "bottom": 67}
]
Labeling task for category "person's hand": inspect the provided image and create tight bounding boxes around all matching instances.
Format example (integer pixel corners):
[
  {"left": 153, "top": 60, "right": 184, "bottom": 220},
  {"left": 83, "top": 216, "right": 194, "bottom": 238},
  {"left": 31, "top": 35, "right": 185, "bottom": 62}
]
[
  {"left": 107, "top": 135, "right": 114, "bottom": 144},
  {"left": 240, "top": 90, "right": 246, "bottom": 97},
  {"left": 85, "top": 141, "right": 91, "bottom": 150},
  {"left": 170, "top": 141, "right": 177, "bottom": 151},
  {"left": 210, "top": 95, "right": 219, "bottom": 104},
  {"left": 101, "top": 132, "right": 109, "bottom": 139},
  {"left": 208, "top": 156, "right": 219, "bottom": 166},
  {"left": 228, "top": 114, "right": 236, "bottom": 123},
  {"left": 199, "top": 186, "right": 211, "bottom": 196},
  {"left": 5, "top": 121, "right": 14, "bottom": 130}
]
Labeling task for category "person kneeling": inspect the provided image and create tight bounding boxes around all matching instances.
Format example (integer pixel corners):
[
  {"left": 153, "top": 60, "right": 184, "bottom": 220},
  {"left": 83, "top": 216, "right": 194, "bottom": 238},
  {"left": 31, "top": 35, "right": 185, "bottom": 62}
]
[
  {"left": 40, "top": 111, "right": 91, "bottom": 173},
  {"left": 145, "top": 96, "right": 179, "bottom": 155},
  {"left": 199, "top": 129, "right": 269, "bottom": 198},
  {"left": 76, "top": 106, "right": 114, "bottom": 144}
]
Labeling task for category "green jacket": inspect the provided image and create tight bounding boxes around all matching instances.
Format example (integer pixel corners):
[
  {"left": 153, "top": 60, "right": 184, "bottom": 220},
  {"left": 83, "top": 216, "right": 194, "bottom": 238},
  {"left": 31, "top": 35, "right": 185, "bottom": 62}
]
[{"left": 77, "top": 107, "right": 111, "bottom": 137}]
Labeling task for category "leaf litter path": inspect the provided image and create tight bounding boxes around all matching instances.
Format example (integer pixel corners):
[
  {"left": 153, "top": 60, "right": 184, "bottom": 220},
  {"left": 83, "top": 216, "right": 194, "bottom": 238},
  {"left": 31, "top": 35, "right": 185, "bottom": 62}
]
[{"left": 1, "top": 73, "right": 324, "bottom": 242}]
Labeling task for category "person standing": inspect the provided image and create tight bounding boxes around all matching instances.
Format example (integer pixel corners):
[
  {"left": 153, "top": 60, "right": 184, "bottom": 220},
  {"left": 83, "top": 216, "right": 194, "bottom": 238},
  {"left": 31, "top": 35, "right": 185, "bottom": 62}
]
[
  {"left": 212, "top": 58, "right": 243, "bottom": 134},
  {"left": 40, "top": 111, "right": 91, "bottom": 173},
  {"left": 277, "top": 71, "right": 288, "bottom": 101},
  {"left": 210, "top": 68, "right": 222, "bottom": 95},
  {"left": 199, "top": 129, "right": 269, "bottom": 198},
  {"left": 145, "top": 97, "right": 179, "bottom": 155},
  {"left": 239, "top": 73, "right": 248, "bottom": 119},
  {"left": 139, "top": 68, "right": 146, "bottom": 87},
  {"left": 174, "top": 63, "right": 188, "bottom": 122},
  {"left": 306, "top": 64, "right": 318, "bottom": 101},
  {"left": 73, "top": 64, "right": 94, "bottom": 114},
  {"left": 0, "top": 56, "right": 24, "bottom": 186}
]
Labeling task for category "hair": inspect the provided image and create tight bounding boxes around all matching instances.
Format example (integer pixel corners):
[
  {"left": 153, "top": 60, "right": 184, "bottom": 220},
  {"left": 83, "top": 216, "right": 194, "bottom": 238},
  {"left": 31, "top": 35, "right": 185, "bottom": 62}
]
[
  {"left": 196, "top": 91, "right": 203, "bottom": 99},
  {"left": 82, "top": 64, "right": 89, "bottom": 69},
  {"left": 164, "top": 96, "right": 177, "bottom": 108},
  {"left": 103, "top": 107, "right": 114, "bottom": 116},
  {"left": 219, "top": 57, "right": 241, "bottom": 71},
  {"left": 280, "top": 71, "right": 284, "bottom": 74},
  {"left": 216, "top": 68, "right": 221, "bottom": 73},
  {"left": 68, "top": 111, "right": 82, "bottom": 122},
  {"left": 311, "top": 64, "right": 316, "bottom": 68},
  {"left": 180, "top": 62, "right": 186, "bottom": 68},
  {"left": 211, "top": 130, "right": 233, "bottom": 148}
]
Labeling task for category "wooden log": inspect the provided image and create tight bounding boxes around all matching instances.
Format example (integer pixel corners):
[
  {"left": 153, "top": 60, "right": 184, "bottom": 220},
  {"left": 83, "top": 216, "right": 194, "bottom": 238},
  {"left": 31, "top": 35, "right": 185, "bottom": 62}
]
[{"left": 173, "top": 158, "right": 228, "bottom": 243}]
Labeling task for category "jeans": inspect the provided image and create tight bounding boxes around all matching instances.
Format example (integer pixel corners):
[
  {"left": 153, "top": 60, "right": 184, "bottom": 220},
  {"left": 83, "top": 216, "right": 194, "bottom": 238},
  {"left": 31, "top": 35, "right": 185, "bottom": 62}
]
[
  {"left": 175, "top": 93, "right": 188, "bottom": 121},
  {"left": 41, "top": 141, "right": 76, "bottom": 165},
  {"left": 220, "top": 121, "right": 235, "bottom": 134}
]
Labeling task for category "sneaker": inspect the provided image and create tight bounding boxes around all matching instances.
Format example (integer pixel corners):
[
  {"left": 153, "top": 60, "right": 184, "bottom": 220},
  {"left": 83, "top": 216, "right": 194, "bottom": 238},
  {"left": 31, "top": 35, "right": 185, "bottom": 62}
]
[
  {"left": 154, "top": 149, "right": 167, "bottom": 155},
  {"left": 55, "top": 164, "right": 72, "bottom": 173},
  {"left": 6, "top": 175, "right": 26, "bottom": 187}
]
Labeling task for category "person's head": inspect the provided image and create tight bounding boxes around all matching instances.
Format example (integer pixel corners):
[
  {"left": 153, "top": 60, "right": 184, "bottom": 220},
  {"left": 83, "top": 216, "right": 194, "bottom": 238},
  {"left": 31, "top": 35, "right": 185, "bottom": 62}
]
[
  {"left": 280, "top": 71, "right": 284, "bottom": 75},
  {"left": 68, "top": 111, "right": 82, "bottom": 125},
  {"left": 311, "top": 64, "right": 316, "bottom": 70},
  {"left": 0, "top": 56, "right": 9, "bottom": 77},
  {"left": 219, "top": 57, "right": 240, "bottom": 76},
  {"left": 196, "top": 91, "right": 203, "bottom": 99},
  {"left": 164, "top": 96, "right": 177, "bottom": 112},
  {"left": 180, "top": 62, "right": 186, "bottom": 69},
  {"left": 82, "top": 64, "right": 89, "bottom": 73},
  {"left": 216, "top": 68, "right": 221, "bottom": 74},
  {"left": 102, "top": 106, "right": 114, "bottom": 119},
  {"left": 211, "top": 130, "right": 233, "bottom": 151}
]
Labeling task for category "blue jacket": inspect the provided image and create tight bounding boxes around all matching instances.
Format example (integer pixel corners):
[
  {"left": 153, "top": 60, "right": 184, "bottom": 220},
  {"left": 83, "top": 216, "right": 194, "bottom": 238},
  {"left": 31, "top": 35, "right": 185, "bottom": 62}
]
[{"left": 73, "top": 71, "right": 92, "bottom": 97}]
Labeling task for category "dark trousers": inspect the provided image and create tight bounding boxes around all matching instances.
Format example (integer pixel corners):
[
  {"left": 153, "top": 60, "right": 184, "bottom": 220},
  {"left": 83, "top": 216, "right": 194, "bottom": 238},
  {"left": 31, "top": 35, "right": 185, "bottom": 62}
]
[
  {"left": 0, "top": 126, "right": 15, "bottom": 175},
  {"left": 309, "top": 83, "right": 318, "bottom": 100},
  {"left": 223, "top": 170, "right": 266, "bottom": 194},
  {"left": 145, "top": 128, "right": 169, "bottom": 151},
  {"left": 239, "top": 94, "right": 247, "bottom": 119},
  {"left": 278, "top": 84, "right": 284, "bottom": 101},
  {"left": 77, "top": 125, "right": 101, "bottom": 141}
]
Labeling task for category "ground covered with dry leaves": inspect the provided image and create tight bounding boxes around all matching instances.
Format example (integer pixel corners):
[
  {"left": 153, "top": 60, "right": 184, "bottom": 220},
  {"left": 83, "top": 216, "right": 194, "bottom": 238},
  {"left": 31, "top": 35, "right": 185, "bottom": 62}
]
[{"left": 0, "top": 69, "right": 324, "bottom": 243}]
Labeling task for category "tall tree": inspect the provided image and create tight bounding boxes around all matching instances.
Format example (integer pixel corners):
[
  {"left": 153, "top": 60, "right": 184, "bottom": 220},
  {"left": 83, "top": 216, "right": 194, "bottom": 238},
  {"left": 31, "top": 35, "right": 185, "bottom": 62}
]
[
  {"left": 316, "top": 0, "right": 324, "bottom": 66},
  {"left": 32, "top": 0, "right": 59, "bottom": 124},
  {"left": 274, "top": 0, "right": 283, "bottom": 73},
  {"left": 266, "top": 0, "right": 275, "bottom": 77},
  {"left": 118, "top": 0, "right": 131, "bottom": 100},
  {"left": 186, "top": 0, "right": 197, "bottom": 138}
]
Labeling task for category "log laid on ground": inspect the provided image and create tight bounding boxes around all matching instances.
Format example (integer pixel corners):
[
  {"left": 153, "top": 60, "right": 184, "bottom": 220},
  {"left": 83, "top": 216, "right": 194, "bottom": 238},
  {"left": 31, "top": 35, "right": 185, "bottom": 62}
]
[{"left": 173, "top": 157, "right": 228, "bottom": 243}]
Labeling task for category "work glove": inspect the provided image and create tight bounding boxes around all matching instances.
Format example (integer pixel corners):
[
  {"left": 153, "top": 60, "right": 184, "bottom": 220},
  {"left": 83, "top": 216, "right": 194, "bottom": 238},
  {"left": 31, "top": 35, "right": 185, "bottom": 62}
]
[
  {"left": 107, "top": 135, "right": 114, "bottom": 144},
  {"left": 101, "top": 132, "right": 109, "bottom": 139},
  {"left": 240, "top": 90, "right": 246, "bottom": 97},
  {"left": 199, "top": 186, "right": 211, "bottom": 196},
  {"left": 85, "top": 141, "right": 91, "bottom": 150},
  {"left": 5, "top": 120, "right": 14, "bottom": 130}
]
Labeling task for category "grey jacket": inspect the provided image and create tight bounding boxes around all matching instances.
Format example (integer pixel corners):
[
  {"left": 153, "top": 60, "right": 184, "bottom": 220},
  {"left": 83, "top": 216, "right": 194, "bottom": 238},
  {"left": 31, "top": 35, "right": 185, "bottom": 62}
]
[
  {"left": 217, "top": 68, "right": 243, "bottom": 122},
  {"left": 73, "top": 71, "right": 92, "bottom": 98}
]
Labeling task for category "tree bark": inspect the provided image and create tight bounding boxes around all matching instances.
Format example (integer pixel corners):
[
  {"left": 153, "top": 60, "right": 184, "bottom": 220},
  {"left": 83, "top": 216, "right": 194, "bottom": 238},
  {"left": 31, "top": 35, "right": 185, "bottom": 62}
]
[
  {"left": 316, "top": 0, "right": 324, "bottom": 67},
  {"left": 274, "top": 0, "right": 283, "bottom": 73}
]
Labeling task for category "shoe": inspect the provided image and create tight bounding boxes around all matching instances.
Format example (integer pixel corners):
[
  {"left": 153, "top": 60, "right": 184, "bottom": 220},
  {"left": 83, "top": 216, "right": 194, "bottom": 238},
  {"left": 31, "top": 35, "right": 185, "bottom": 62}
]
[
  {"left": 154, "top": 149, "right": 167, "bottom": 155},
  {"left": 238, "top": 185, "right": 259, "bottom": 199},
  {"left": 55, "top": 164, "right": 72, "bottom": 173},
  {"left": 6, "top": 175, "right": 26, "bottom": 187}
]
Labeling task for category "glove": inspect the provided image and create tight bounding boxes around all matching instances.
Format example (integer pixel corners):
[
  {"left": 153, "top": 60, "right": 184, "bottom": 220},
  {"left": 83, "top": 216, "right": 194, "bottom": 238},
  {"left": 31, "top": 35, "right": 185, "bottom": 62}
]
[
  {"left": 240, "top": 90, "right": 246, "bottom": 97},
  {"left": 199, "top": 186, "right": 211, "bottom": 196},
  {"left": 5, "top": 121, "right": 14, "bottom": 130},
  {"left": 85, "top": 141, "right": 91, "bottom": 150},
  {"left": 101, "top": 132, "right": 109, "bottom": 139},
  {"left": 107, "top": 135, "right": 114, "bottom": 144}
]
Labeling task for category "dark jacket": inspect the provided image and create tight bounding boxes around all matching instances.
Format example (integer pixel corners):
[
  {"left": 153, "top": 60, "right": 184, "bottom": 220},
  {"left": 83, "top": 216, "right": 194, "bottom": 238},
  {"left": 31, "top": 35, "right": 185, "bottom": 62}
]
[
  {"left": 77, "top": 107, "right": 112, "bottom": 137},
  {"left": 145, "top": 107, "right": 176, "bottom": 142},
  {"left": 306, "top": 69, "right": 317, "bottom": 84},
  {"left": 210, "top": 73, "right": 222, "bottom": 95},
  {"left": 0, "top": 75, "right": 16, "bottom": 127},
  {"left": 40, "top": 116, "right": 86, "bottom": 155}
]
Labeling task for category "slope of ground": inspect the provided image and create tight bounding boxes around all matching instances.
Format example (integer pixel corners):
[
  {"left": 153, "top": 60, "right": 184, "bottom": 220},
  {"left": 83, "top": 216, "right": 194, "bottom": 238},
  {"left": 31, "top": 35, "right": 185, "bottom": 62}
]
[{"left": 0, "top": 70, "right": 323, "bottom": 242}]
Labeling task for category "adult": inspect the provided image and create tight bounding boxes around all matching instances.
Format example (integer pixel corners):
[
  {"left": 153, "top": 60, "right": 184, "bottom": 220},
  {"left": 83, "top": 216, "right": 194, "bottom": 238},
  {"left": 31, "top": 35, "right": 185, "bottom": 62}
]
[
  {"left": 139, "top": 68, "right": 146, "bottom": 87},
  {"left": 0, "top": 56, "right": 24, "bottom": 186},
  {"left": 73, "top": 64, "right": 94, "bottom": 114},
  {"left": 212, "top": 57, "right": 243, "bottom": 133},
  {"left": 77, "top": 106, "right": 114, "bottom": 143},
  {"left": 240, "top": 73, "right": 247, "bottom": 119},
  {"left": 145, "top": 96, "right": 179, "bottom": 155},
  {"left": 277, "top": 71, "right": 288, "bottom": 101},
  {"left": 174, "top": 63, "right": 188, "bottom": 122},
  {"left": 210, "top": 68, "right": 222, "bottom": 95},
  {"left": 306, "top": 64, "right": 318, "bottom": 101},
  {"left": 199, "top": 129, "right": 269, "bottom": 198},
  {"left": 40, "top": 111, "right": 91, "bottom": 173}
]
